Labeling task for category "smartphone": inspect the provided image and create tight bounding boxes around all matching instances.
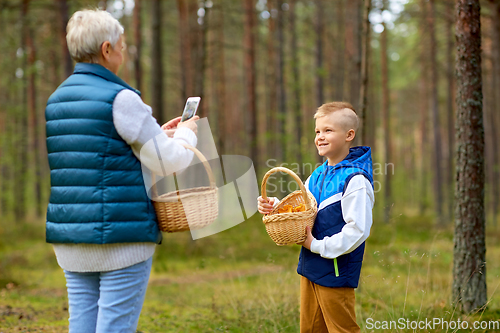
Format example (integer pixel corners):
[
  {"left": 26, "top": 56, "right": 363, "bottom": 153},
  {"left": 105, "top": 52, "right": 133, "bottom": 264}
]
[{"left": 181, "top": 97, "right": 201, "bottom": 122}]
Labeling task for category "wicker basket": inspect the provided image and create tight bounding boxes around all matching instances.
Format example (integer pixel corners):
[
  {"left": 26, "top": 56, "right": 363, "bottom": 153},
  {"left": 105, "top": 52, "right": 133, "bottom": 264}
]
[
  {"left": 261, "top": 167, "right": 317, "bottom": 246},
  {"left": 151, "top": 143, "right": 218, "bottom": 233}
]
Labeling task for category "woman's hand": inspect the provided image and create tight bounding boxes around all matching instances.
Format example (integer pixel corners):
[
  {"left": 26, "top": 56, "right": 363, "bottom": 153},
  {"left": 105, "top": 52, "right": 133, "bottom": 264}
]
[
  {"left": 162, "top": 116, "right": 199, "bottom": 137},
  {"left": 257, "top": 196, "right": 275, "bottom": 215},
  {"left": 177, "top": 116, "right": 199, "bottom": 134},
  {"left": 161, "top": 116, "right": 182, "bottom": 131}
]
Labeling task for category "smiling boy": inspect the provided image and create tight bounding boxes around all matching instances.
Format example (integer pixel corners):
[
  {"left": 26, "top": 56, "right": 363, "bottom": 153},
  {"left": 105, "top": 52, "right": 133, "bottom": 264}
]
[{"left": 258, "top": 102, "right": 375, "bottom": 333}]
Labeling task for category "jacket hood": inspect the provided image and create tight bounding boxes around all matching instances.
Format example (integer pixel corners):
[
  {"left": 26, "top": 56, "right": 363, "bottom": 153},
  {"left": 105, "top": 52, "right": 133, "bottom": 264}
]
[{"left": 324, "top": 146, "right": 373, "bottom": 181}]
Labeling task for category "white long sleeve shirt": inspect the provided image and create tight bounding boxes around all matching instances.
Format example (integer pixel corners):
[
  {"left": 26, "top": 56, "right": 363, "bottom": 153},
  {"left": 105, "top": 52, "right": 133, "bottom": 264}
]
[{"left": 53, "top": 89, "right": 197, "bottom": 272}]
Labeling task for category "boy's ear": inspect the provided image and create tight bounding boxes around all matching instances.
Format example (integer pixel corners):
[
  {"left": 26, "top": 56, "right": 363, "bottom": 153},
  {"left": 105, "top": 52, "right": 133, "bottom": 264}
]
[{"left": 346, "top": 129, "right": 355, "bottom": 142}]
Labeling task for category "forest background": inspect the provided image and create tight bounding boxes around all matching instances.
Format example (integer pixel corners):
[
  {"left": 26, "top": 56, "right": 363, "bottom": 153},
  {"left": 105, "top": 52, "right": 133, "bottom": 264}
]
[{"left": 0, "top": 0, "right": 499, "bottom": 332}]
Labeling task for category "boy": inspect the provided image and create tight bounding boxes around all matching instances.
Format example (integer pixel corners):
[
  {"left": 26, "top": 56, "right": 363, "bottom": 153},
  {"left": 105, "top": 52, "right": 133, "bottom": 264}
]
[{"left": 258, "top": 102, "right": 374, "bottom": 333}]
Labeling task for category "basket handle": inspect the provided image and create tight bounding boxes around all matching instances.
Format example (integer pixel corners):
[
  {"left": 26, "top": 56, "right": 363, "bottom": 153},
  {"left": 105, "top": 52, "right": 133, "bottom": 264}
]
[
  {"left": 151, "top": 142, "right": 216, "bottom": 197},
  {"left": 261, "top": 167, "right": 312, "bottom": 210}
]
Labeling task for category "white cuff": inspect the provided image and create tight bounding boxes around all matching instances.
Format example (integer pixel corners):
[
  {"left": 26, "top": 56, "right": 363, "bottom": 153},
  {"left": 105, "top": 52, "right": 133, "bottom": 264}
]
[
  {"left": 310, "top": 238, "right": 321, "bottom": 254},
  {"left": 173, "top": 127, "right": 197, "bottom": 147}
]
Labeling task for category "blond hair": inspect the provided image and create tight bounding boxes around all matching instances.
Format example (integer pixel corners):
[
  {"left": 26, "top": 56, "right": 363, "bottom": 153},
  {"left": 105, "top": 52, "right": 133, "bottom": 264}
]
[
  {"left": 314, "top": 101, "right": 359, "bottom": 132},
  {"left": 66, "top": 9, "right": 124, "bottom": 63}
]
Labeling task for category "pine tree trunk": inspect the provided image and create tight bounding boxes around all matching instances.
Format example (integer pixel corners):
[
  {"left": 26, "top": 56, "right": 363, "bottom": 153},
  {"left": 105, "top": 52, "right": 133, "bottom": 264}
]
[
  {"left": 26, "top": 16, "right": 43, "bottom": 217},
  {"left": 267, "top": 0, "right": 277, "bottom": 163},
  {"left": 178, "top": 0, "right": 192, "bottom": 101},
  {"left": 381, "top": 21, "right": 391, "bottom": 222},
  {"left": 15, "top": 0, "right": 30, "bottom": 221},
  {"left": 195, "top": 4, "right": 209, "bottom": 118},
  {"left": 133, "top": 0, "right": 142, "bottom": 92},
  {"left": 243, "top": 0, "right": 257, "bottom": 166},
  {"left": 366, "top": 35, "right": 376, "bottom": 150},
  {"left": 290, "top": 0, "right": 302, "bottom": 172},
  {"left": 315, "top": 0, "right": 324, "bottom": 108},
  {"left": 57, "top": 0, "right": 72, "bottom": 79},
  {"left": 151, "top": 0, "right": 164, "bottom": 124},
  {"left": 488, "top": 0, "right": 500, "bottom": 226},
  {"left": 215, "top": 3, "right": 227, "bottom": 155},
  {"left": 276, "top": 0, "right": 286, "bottom": 163},
  {"left": 428, "top": 0, "right": 444, "bottom": 225},
  {"left": 333, "top": 0, "right": 345, "bottom": 101},
  {"left": 0, "top": 98, "right": 4, "bottom": 217},
  {"left": 358, "top": 0, "right": 371, "bottom": 146},
  {"left": 484, "top": 58, "right": 495, "bottom": 228},
  {"left": 345, "top": 0, "right": 361, "bottom": 110},
  {"left": 419, "top": 0, "right": 429, "bottom": 215},
  {"left": 315, "top": 0, "right": 324, "bottom": 164},
  {"left": 453, "top": 0, "right": 487, "bottom": 314},
  {"left": 446, "top": 0, "right": 455, "bottom": 223}
]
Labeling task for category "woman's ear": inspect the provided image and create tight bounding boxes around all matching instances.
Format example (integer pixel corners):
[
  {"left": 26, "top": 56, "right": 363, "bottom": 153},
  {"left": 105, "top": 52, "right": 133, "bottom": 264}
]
[{"left": 100, "top": 41, "right": 112, "bottom": 61}]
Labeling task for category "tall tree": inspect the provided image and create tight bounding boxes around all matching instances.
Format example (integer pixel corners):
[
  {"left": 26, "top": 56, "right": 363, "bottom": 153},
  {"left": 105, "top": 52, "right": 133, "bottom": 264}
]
[
  {"left": 487, "top": 0, "right": 500, "bottom": 226},
  {"left": 358, "top": 0, "right": 371, "bottom": 145},
  {"left": 214, "top": 3, "right": 227, "bottom": 155},
  {"left": 178, "top": 0, "right": 193, "bottom": 100},
  {"left": 445, "top": 0, "right": 455, "bottom": 222},
  {"left": 289, "top": 0, "right": 302, "bottom": 171},
  {"left": 133, "top": 0, "right": 142, "bottom": 92},
  {"left": 57, "top": 0, "right": 72, "bottom": 79},
  {"left": 15, "top": 0, "right": 31, "bottom": 221},
  {"left": 25, "top": 5, "right": 43, "bottom": 217},
  {"left": 345, "top": 0, "right": 361, "bottom": 110},
  {"left": 315, "top": 0, "right": 324, "bottom": 108},
  {"left": 195, "top": 3, "right": 209, "bottom": 118},
  {"left": 333, "top": 0, "right": 345, "bottom": 101},
  {"left": 381, "top": 19, "right": 391, "bottom": 222},
  {"left": 243, "top": 0, "right": 257, "bottom": 166},
  {"left": 428, "top": 0, "right": 444, "bottom": 225},
  {"left": 315, "top": 0, "right": 324, "bottom": 164},
  {"left": 266, "top": 0, "right": 278, "bottom": 162},
  {"left": 419, "top": 0, "right": 430, "bottom": 215},
  {"left": 453, "top": 0, "right": 486, "bottom": 313},
  {"left": 275, "top": 0, "right": 286, "bottom": 163},
  {"left": 151, "top": 0, "right": 164, "bottom": 124}
]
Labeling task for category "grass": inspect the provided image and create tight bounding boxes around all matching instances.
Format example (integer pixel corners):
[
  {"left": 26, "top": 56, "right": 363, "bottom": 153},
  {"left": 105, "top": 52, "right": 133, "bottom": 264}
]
[{"left": 1, "top": 212, "right": 500, "bottom": 332}]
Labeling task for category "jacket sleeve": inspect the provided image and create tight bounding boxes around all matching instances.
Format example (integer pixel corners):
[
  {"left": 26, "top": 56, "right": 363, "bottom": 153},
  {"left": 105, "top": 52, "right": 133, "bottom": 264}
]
[{"left": 309, "top": 175, "right": 374, "bottom": 259}]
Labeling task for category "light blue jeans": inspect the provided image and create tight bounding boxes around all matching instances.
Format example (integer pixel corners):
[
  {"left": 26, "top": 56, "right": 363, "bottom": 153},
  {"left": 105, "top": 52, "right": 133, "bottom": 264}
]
[{"left": 64, "top": 257, "right": 153, "bottom": 333}]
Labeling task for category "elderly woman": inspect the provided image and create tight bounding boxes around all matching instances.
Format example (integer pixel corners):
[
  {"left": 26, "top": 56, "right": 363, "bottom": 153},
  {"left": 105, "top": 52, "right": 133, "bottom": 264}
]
[{"left": 45, "top": 9, "right": 197, "bottom": 333}]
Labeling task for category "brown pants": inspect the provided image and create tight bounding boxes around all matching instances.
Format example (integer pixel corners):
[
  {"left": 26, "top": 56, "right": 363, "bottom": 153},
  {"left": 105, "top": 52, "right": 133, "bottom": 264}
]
[{"left": 300, "top": 276, "right": 360, "bottom": 333}]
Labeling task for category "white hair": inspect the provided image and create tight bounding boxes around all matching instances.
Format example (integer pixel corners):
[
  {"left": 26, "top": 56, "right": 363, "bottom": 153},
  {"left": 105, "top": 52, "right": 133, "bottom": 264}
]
[{"left": 66, "top": 9, "right": 124, "bottom": 63}]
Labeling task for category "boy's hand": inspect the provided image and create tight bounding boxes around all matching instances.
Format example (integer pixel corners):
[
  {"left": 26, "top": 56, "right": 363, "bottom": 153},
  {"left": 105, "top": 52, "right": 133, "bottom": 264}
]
[
  {"left": 297, "top": 226, "right": 314, "bottom": 250},
  {"left": 258, "top": 196, "right": 275, "bottom": 215}
]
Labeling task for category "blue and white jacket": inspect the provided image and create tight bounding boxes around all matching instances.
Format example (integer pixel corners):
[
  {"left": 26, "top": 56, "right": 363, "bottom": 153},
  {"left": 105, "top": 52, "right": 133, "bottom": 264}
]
[{"left": 297, "top": 146, "right": 374, "bottom": 288}]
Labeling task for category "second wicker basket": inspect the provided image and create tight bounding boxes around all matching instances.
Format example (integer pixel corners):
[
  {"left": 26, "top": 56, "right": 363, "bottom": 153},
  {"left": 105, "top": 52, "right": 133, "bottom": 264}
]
[{"left": 261, "top": 167, "right": 317, "bottom": 246}]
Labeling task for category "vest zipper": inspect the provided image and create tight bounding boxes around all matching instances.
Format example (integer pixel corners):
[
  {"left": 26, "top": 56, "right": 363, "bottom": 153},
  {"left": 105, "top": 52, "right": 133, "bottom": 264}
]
[{"left": 333, "top": 257, "right": 339, "bottom": 277}]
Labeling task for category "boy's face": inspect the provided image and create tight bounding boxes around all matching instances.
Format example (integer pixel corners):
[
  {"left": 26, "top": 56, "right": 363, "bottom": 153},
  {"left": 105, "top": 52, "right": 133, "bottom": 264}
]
[{"left": 314, "top": 111, "right": 354, "bottom": 162}]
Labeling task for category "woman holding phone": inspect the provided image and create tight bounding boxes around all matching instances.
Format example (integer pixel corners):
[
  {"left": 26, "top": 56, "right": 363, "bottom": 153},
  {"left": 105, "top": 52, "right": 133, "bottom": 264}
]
[{"left": 45, "top": 9, "right": 198, "bottom": 333}]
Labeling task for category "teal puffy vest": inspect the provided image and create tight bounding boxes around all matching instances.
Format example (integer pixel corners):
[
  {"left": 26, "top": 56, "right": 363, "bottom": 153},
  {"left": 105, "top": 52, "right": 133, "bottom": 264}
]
[{"left": 45, "top": 63, "right": 161, "bottom": 244}]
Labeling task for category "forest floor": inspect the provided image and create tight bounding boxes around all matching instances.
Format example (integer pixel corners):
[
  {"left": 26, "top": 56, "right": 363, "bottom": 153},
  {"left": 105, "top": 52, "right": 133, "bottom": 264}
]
[{"left": 1, "top": 213, "right": 500, "bottom": 332}]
